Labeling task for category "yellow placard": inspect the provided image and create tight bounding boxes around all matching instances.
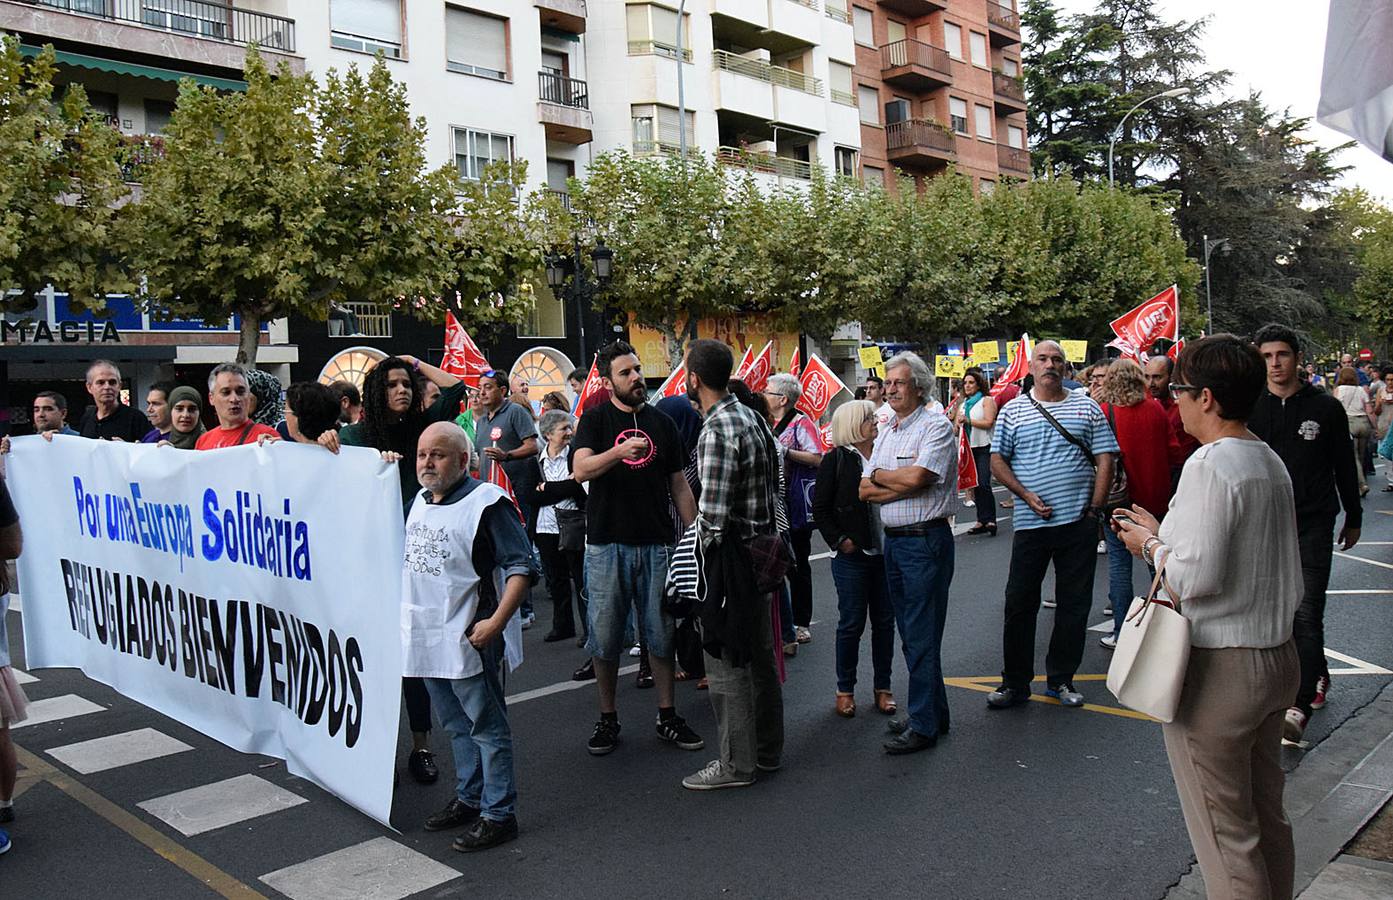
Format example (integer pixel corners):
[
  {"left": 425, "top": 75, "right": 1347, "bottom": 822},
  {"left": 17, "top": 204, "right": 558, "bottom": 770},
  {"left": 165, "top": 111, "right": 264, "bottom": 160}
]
[
  {"left": 1061, "top": 340, "right": 1088, "bottom": 363},
  {"left": 934, "top": 355, "right": 966, "bottom": 378},
  {"left": 858, "top": 345, "right": 884, "bottom": 370},
  {"left": 871, "top": 364, "right": 885, "bottom": 378},
  {"left": 971, "top": 340, "right": 1000, "bottom": 364}
]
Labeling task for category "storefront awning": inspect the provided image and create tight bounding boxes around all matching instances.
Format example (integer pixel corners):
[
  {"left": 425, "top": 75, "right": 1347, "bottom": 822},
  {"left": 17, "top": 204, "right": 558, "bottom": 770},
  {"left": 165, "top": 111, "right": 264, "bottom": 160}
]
[
  {"left": 19, "top": 44, "right": 246, "bottom": 92},
  {"left": 1, "top": 345, "right": 177, "bottom": 363}
]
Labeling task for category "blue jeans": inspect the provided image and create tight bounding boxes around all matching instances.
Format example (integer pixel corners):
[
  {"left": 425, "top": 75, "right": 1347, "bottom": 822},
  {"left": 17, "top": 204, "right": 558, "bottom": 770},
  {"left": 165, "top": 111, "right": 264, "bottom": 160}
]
[
  {"left": 423, "top": 638, "right": 516, "bottom": 822},
  {"left": 830, "top": 552, "right": 895, "bottom": 693},
  {"left": 883, "top": 524, "right": 955, "bottom": 737},
  {"left": 583, "top": 543, "right": 673, "bottom": 661},
  {"left": 1107, "top": 526, "right": 1156, "bottom": 637}
]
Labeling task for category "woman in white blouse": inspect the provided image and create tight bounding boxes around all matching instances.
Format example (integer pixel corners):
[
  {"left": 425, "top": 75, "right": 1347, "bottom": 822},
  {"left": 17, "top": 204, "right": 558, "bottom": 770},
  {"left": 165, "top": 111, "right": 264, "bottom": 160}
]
[
  {"left": 1115, "top": 334, "right": 1301, "bottom": 900},
  {"left": 1333, "top": 367, "right": 1374, "bottom": 496}
]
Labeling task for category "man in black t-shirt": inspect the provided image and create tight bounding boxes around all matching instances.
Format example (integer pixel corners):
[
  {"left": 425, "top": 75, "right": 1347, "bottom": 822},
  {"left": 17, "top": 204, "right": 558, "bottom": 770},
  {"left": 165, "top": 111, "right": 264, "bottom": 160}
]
[
  {"left": 573, "top": 340, "right": 701, "bottom": 757},
  {"left": 77, "top": 360, "right": 150, "bottom": 442}
]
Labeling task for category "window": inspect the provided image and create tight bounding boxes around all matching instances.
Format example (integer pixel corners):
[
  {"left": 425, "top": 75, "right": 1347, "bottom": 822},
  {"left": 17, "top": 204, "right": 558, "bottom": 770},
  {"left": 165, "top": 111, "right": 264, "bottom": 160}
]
[
  {"left": 857, "top": 85, "right": 880, "bottom": 124},
  {"left": 317, "top": 347, "right": 387, "bottom": 392},
  {"left": 835, "top": 146, "right": 859, "bottom": 178},
  {"left": 82, "top": 88, "right": 118, "bottom": 124},
  {"left": 445, "top": 7, "right": 508, "bottom": 80},
  {"left": 852, "top": 6, "right": 874, "bottom": 45},
  {"left": 627, "top": 4, "right": 691, "bottom": 61},
  {"left": 518, "top": 286, "right": 567, "bottom": 337},
  {"left": 142, "top": 0, "right": 229, "bottom": 39},
  {"left": 1002, "top": 57, "right": 1019, "bottom": 77},
  {"left": 1008, "top": 125, "right": 1024, "bottom": 149},
  {"left": 886, "top": 20, "right": 906, "bottom": 44},
  {"left": 453, "top": 128, "right": 514, "bottom": 180},
  {"left": 631, "top": 104, "right": 694, "bottom": 154},
  {"left": 863, "top": 165, "right": 885, "bottom": 188},
  {"left": 969, "top": 31, "right": 987, "bottom": 67},
  {"left": 949, "top": 97, "right": 968, "bottom": 134},
  {"left": 979, "top": 178, "right": 996, "bottom": 196},
  {"left": 884, "top": 98, "right": 910, "bottom": 124},
  {"left": 829, "top": 61, "right": 854, "bottom": 105},
  {"left": 144, "top": 99, "right": 175, "bottom": 134},
  {"left": 943, "top": 21, "right": 962, "bottom": 59},
  {"left": 974, "top": 103, "right": 993, "bottom": 139},
  {"left": 330, "top": 0, "right": 402, "bottom": 57},
  {"left": 509, "top": 348, "right": 573, "bottom": 393}
]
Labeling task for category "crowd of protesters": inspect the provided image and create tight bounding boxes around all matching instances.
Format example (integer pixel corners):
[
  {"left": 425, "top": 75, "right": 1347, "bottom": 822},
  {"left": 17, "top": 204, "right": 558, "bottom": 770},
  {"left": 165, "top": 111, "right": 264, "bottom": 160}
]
[{"left": 0, "top": 326, "right": 1386, "bottom": 882}]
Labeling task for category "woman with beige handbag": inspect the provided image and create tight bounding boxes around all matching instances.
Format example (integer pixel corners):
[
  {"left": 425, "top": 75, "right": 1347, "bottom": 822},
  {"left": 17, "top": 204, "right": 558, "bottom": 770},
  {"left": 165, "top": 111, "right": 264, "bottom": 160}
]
[{"left": 1114, "top": 335, "right": 1302, "bottom": 900}]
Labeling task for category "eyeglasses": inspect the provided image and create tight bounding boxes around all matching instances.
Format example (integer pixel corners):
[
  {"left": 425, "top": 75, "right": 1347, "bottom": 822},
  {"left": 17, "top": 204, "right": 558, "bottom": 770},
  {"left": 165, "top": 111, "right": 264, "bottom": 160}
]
[{"left": 1169, "top": 383, "right": 1202, "bottom": 399}]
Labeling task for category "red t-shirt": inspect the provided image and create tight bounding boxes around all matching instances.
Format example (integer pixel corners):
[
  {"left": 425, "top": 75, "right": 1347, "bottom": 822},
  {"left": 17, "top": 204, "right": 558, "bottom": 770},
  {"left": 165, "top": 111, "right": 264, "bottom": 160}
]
[
  {"left": 1100, "top": 399, "right": 1173, "bottom": 516},
  {"left": 1156, "top": 393, "right": 1200, "bottom": 468},
  {"left": 195, "top": 422, "right": 280, "bottom": 450}
]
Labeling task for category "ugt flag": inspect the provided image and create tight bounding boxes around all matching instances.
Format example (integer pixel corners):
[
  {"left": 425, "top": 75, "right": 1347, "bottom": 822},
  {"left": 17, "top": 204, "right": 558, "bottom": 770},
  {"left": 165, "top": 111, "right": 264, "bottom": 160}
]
[{"left": 1108, "top": 286, "right": 1179, "bottom": 360}]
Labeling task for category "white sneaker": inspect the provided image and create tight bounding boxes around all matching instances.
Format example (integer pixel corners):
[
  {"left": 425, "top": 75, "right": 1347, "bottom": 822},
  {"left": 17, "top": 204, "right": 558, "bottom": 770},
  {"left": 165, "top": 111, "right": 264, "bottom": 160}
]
[
  {"left": 628, "top": 645, "right": 642, "bottom": 658},
  {"left": 1042, "top": 599, "right": 1057, "bottom": 609},
  {"left": 795, "top": 626, "right": 812, "bottom": 644},
  {"left": 682, "top": 759, "right": 754, "bottom": 791},
  {"left": 1045, "top": 682, "right": 1085, "bottom": 707},
  {"left": 1099, "top": 633, "right": 1117, "bottom": 651},
  {"left": 520, "top": 612, "right": 535, "bottom": 630},
  {"left": 1283, "top": 707, "right": 1307, "bottom": 744},
  {"left": 1097, "top": 540, "right": 1107, "bottom": 555},
  {"left": 1103, "top": 604, "right": 1113, "bottom": 616},
  {"left": 964, "top": 499, "right": 976, "bottom": 507}
]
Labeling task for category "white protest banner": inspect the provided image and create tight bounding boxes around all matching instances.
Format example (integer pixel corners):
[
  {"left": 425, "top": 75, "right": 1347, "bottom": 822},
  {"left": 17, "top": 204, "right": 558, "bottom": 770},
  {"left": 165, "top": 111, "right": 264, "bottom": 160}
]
[{"left": 7, "top": 436, "right": 403, "bottom": 826}]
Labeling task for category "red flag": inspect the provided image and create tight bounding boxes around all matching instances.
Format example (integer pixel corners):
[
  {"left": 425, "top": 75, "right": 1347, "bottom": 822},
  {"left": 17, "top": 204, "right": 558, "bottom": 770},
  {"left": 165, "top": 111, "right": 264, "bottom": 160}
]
[
  {"left": 815, "top": 420, "right": 834, "bottom": 452},
  {"left": 788, "top": 348, "right": 801, "bottom": 377},
  {"left": 740, "top": 341, "right": 775, "bottom": 393},
  {"left": 956, "top": 426, "right": 977, "bottom": 492},
  {"left": 656, "top": 360, "right": 689, "bottom": 399},
  {"left": 733, "top": 344, "right": 755, "bottom": 381},
  {"left": 486, "top": 458, "right": 526, "bottom": 524},
  {"left": 576, "top": 357, "right": 609, "bottom": 412},
  {"left": 442, "top": 312, "right": 491, "bottom": 387},
  {"left": 1167, "top": 338, "right": 1186, "bottom": 361},
  {"left": 796, "top": 353, "right": 848, "bottom": 420},
  {"left": 990, "top": 334, "right": 1032, "bottom": 400},
  {"left": 1108, "top": 285, "right": 1180, "bottom": 360}
]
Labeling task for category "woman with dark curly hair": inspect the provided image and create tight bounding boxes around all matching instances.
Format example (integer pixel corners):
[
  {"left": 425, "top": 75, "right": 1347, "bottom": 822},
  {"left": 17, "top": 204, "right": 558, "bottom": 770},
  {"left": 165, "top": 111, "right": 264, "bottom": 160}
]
[{"left": 330, "top": 354, "right": 465, "bottom": 787}]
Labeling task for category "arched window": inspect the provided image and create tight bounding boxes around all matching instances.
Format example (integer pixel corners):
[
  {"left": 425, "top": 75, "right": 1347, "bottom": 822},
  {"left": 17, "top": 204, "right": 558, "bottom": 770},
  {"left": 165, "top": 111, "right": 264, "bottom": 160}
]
[
  {"left": 317, "top": 346, "right": 387, "bottom": 391},
  {"left": 510, "top": 346, "right": 574, "bottom": 399}
]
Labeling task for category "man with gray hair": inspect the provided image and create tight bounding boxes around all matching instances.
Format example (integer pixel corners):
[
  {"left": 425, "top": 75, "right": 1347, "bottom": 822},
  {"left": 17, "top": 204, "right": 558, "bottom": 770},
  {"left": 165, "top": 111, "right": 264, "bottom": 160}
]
[
  {"left": 987, "top": 341, "right": 1117, "bottom": 711},
  {"left": 77, "top": 360, "right": 150, "bottom": 442},
  {"left": 859, "top": 351, "right": 958, "bottom": 755},
  {"left": 196, "top": 363, "right": 281, "bottom": 450}
]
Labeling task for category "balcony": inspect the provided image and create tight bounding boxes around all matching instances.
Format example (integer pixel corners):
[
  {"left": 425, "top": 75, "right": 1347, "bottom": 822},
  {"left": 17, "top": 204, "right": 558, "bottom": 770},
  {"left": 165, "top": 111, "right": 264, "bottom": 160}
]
[
  {"left": 880, "top": 39, "right": 952, "bottom": 92},
  {"left": 885, "top": 119, "right": 956, "bottom": 169},
  {"left": 712, "top": 50, "right": 823, "bottom": 97},
  {"left": 825, "top": 0, "right": 849, "bottom": 24},
  {"left": 327, "top": 302, "right": 390, "bottom": 339},
  {"left": 12, "top": 0, "right": 296, "bottom": 51},
  {"left": 876, "top": 0, "right": 946, "bottom": 16},
  {"left": 545, "top": 189, "right": 572, "bottom": 211},
  {"left": 988, "top": 2, "right": 1021, "bottom": 46},
  {"left": 993, "top": 71, "right": 1026, "bottom": 112},
  {"left": 997, "top": 144, "right": 1030, "bottom": 176},
  {"left": 717, "top": 145, "right": 813, "bottom": 181},
  {"left": 537, "top": 71, "right": 592, "bottom": 144},
  {"left": 535, "top": 0, "right": 585, "bottom": 35}
]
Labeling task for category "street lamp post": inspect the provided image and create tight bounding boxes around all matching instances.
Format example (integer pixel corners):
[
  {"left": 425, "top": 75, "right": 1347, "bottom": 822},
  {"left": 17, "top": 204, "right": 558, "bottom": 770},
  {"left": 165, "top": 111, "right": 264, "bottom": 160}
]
[
  {"left": 1108, "top": 86, "right": 1191, "bottom": 187},
  {"left": 1202, "top": 234, "right": 1229, "bottom": 336},
  {"left": 546, "top": 235, "right": 613, "bottom": 368}
]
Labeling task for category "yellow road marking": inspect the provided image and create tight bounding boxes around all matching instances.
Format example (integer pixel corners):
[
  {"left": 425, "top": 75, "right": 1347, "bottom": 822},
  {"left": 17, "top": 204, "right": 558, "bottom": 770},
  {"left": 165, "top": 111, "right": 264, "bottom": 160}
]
[
  {"left": 14, "top": 745, "right": 267, "bottom": 899},
  {"left": 944, "top": 676, "right": 1159, "bottom": 723}
]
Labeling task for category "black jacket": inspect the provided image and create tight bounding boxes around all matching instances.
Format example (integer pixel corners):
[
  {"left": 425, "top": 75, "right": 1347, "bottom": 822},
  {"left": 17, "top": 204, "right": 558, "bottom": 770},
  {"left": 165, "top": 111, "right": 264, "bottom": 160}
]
[
  {"left": 812, "top": 447, "right": 876, "bottom": 552},
  {"left": 697, "top": 535, "right": 761, "bottom": 667},
  {"left": 1249, "top": 384, "right": 1362, "bottom": 529},
  {"left": 533, "top": 447, "right": 586, "bottom": 510}
]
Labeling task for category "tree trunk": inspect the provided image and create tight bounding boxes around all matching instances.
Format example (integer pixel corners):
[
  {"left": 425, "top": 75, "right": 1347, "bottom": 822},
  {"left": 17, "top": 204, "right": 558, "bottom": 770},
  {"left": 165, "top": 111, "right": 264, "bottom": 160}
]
[
  {"left": 236, "top": 312, "right": 260, "bottom": 366},
  {"left": 657, "top": 320, "right": 684, "bottom": 370}
]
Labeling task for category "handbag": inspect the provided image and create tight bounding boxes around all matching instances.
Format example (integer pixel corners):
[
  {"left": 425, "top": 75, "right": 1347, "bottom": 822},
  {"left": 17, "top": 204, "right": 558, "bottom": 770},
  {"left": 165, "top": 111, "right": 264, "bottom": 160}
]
[
  {"left": 1102, "top": 406, "right": 1132, "bottom": 511},
  {"left": 555, "top": 508, "right": 587, "bottom": 553},
  {"left": 1106, "top": 553, "right": 1191, "bottom": 722}
]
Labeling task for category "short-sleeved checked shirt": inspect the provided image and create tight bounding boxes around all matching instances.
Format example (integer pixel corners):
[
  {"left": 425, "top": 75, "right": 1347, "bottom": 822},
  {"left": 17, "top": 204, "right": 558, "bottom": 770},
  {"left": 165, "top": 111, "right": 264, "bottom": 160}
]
[
  {"left": 696, "top": 394, "right": 779, "bottom": 546},
  {"left": 867, "top": 405, "right": 958, "bottom": 527}
]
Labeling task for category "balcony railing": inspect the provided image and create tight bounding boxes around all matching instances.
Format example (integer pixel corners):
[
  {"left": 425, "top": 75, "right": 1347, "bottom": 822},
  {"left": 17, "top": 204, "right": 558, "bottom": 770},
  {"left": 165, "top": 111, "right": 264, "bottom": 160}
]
[
  {"left": 31, "top": 0, "right": 296, "bottom": 52},
  {"left": 712, "top": 50, "right": 823, "bottom": 97},
  {"left": 716, "top": 146, "right": 813, "bottom": 181},
  {"left": 785, "top": 0, "right": 818, "bottom": 8},
  {"left": 545, "top": 189, "right": 572, "bottom": 211},
  {"left": 881, "top": 39, "right": 951, "bottom": 79},
  {"left": 831, "top": 88, "right": 854, "bottom": 106},
  {"left": 993, "top": 71, "right": 1025, "bottom": 104},
  {"left": 538, "top": 71, "right": 589, "bottom": 109},
  {"left": 119, "top": 133, "right": 165, "bottom": 183},
  {"left": 825, "top": 1, "right": 850, "bottom": 23},
  {"left": 628, "top": 40, "right": 692, "bottom": 62},
  {"left": 328, "top": 302, "right": 391, "bottom": 338},
  {"left": 886, "top": 119, "right": 956, "bottom": 155},
  {"left": 997, "top": 144, "right": 1031, "bottom": 174},
  {"left": 988, "top": 2, "right": 1020, "bottom": 33}
]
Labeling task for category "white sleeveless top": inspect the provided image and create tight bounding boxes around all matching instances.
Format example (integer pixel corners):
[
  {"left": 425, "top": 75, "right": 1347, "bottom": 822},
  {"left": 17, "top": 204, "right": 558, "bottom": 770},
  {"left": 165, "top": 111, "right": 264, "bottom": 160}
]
[{"left": 402, "top": 483, "right": 524, "bottom": 679}]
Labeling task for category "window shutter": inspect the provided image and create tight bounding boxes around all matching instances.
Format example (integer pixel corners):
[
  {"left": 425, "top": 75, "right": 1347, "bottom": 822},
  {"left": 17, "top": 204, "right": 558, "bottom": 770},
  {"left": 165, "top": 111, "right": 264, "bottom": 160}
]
[
  {"left": 446, "top": 8, "right": 507, "bottom": 74},
  {"left": 332, "top": 0, "right": 400, "bottom": 42}
]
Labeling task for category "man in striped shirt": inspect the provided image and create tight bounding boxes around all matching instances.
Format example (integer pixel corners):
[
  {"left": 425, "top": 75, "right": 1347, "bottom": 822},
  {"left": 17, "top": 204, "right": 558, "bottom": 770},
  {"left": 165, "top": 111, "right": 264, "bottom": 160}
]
[{"left": 988, "top": 341, "right": 1118, "bottom": 710}]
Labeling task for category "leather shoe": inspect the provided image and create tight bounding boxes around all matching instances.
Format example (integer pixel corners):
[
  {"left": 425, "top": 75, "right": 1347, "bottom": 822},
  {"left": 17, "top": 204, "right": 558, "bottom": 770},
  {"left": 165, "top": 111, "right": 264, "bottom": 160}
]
[
  {"left": 424, "top": 798, "right": 480, "bottom": 831},
  {"left": 453, "top": 815, "right": 519, "bottom": 852},
  {"left": 543, "top": 629, "right": 574, "bottom": 643},
  {"left": 407, "top": 749, "right": 438, "bottom": 785},
  {"left": 572, "top": 659, "right": 595, "bottom": 681},
  {"left": 887, "top": 716, "right": 949, "bottom": 737},
  {"left": 883, "top": 730, "right": 937, "bottom": 755}
]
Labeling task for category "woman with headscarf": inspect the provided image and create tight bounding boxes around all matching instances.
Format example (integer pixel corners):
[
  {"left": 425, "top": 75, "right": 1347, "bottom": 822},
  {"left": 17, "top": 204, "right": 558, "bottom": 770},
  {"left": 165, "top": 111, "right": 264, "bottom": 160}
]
[
  {"left": 157, "top": 386, "right": 206, "bottom": 450},
  {"left": 244, "top": 368, "right": 283, "bottom": 429}
]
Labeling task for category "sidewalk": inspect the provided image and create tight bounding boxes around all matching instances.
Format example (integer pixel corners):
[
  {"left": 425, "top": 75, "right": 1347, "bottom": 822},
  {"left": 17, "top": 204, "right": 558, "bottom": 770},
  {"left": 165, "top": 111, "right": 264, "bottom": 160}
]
[{"left": 1166, "top": 681, "right": 1393, "bottom": 899}]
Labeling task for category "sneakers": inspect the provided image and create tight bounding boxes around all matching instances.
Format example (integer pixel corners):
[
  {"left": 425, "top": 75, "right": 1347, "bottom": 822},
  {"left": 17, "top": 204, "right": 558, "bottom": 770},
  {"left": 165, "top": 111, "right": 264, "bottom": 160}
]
[
  {"left": 628, "top": 645, "right": 642, "bottom": 658},
  {"left": 0, "top": 828, "right": 8, "bottom": 855},
  {"left": 0, "top": 806, "right": 12, "bottom": 824},
  {"left": 986, "top": 684, "right": 1031, "bottom": 709},
  {"left": 1099, "top": 633, "right": 1118, "bottom": 651},
  {"left": 520, "top": 612, "right": 535, "bottom": 630},
  {"left": 1283, "top": 707, "right": 1308, "bottom": 744},
  {"left": 1042, "top": 598, "right": 1058, "bottom": 609},
  {"left": 587, "top": 718, "right": 621, "bottom": 755},
  {"left": 795, "top": 626, "right": 812, "bottom": 644},
  {"left": 1045, "top": 682, "right": 1085, "bottom": 707},
  {"left": 1103, "top": 604, "right": 1113, "bottom": 616},
  {"left": 682, "top": 759, "right": 755, "bottom": 791},
  {"left": 572, "top": 659, "right": 595, "bottom": 681},
  {"left": 1312, "top": 675, "right": 1330, "bottom": 710},
  {"left": 1097, "top": 540, "right": 1107, "bottom": 555},
  {"left": 656, "top": 714, "right": 705, "bottom": 750},
  {"left": 453, "top": 816, "right": 518, "bottom": 852},
  {"left": 782, "top": 641, "right": 798, "bottom": 657}
]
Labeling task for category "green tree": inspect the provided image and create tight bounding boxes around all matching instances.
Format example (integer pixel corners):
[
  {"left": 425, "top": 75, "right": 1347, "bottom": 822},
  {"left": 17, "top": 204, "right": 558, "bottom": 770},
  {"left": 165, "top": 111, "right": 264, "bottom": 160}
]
[
  {"left": 0, "top": 38, "right": 130, "bottom": 311},
  {"left": 128, "top": 50, "right": 456, "bottom": 364}
]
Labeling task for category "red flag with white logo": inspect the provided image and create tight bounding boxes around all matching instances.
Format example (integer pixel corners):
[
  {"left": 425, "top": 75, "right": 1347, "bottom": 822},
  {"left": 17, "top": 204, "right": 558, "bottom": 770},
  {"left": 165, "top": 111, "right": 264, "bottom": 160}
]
[
  {"left": 576, "top": 357, "right": 610, "bottom": 413},
  {"left": 788, "top": 348, "right": 801, "bottom": 377},
  {"left": 656, "top": 360, "right": 688, "bottom": 399},
  {"left": 990, "top": 334, "right": 1032, "bottom": 400},
  {"left": 1167, "top": 338, "right": 1186, "bottom": 361},
  {"left": 796, "top": 353, "right": 848, "bottom": 421},
  {"left": 1108, "top": 285, "right": 1180, "bottom": 360},
  {"left": 739, "top": 341, "right": 775, "bottom": 393},
  {"left": 956, "top": 426, "right": 977, "bottom": 492},
  {"left": 442, "top": 312, "right": 491, "bottom": 387},
  {"left": 486, "top": 458, "right": 526, "bottom": 524},
  {"left": 733, "top": 344, "right": 755, "bottom": 381},
  {"left": 815, "top": 421, "right": 834, "bottom": 452}
]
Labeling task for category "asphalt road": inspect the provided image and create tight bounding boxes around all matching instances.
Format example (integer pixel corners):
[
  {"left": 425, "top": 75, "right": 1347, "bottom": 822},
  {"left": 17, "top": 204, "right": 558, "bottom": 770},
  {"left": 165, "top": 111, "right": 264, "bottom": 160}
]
[{"left": 4, "top": 468, "right": 1392, "bottom": 900}]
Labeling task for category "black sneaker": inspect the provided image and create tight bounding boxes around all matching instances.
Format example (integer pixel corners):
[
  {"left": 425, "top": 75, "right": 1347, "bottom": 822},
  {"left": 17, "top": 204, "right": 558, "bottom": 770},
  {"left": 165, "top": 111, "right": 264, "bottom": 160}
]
[
  {"left": 423, "top": 798, "right": 480, "bottom": 831},
  {"left": 453, "top": 816, "right": 518, "bottom": 852},
  {"left": 588, "top": 718, "right": 621, "bottom": 755},
  {"left": 986, "top": 683, "right": 1032, "bottom": 710},
  {"left": 656, "top": 714, "right": 704, "bottom": 751},
  {"left": 572, "top": 659, "right": 595, "bottom": 681}
]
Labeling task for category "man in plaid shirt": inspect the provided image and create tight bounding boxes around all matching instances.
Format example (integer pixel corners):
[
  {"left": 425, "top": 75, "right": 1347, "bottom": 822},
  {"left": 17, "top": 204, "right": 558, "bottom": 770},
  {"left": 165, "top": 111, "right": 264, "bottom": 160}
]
[{"left": 682, "top": 339, "right": 784, "bottom": 791}]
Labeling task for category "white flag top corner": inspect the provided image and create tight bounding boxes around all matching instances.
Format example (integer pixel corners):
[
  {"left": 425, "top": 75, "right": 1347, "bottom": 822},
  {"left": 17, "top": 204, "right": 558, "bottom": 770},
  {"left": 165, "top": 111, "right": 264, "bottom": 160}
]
[
  {"left": 7, "top": 436, "right": 404, "bottom": 826},
  {"left": 1319, "top": 0, "right": 1393, "bottom": 163}
]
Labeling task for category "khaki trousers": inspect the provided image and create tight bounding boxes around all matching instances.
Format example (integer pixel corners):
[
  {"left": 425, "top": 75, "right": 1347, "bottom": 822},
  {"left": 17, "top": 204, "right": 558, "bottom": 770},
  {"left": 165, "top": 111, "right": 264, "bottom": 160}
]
[
  {"left": 1162, "top": 640, "right": 1299, "bottom": 900},
  {"left": 703, "top": 595, "right": 784, "bottom": 777}
]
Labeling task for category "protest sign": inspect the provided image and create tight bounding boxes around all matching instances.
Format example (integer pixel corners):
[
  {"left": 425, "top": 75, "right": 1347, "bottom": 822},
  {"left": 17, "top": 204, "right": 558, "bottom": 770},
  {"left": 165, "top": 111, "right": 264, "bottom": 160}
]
[
  {"left": 858, "top": 345, "right": 884, "bottom": 370},
  {"left": 935, "top": 356, "right": 966, "bottom": 378},
  {"left": 1060, "top": 340, "right": 1088, "bottom": 363},
  {"left": 971, "top": 341, "right": 1000, "bottom": 364}
]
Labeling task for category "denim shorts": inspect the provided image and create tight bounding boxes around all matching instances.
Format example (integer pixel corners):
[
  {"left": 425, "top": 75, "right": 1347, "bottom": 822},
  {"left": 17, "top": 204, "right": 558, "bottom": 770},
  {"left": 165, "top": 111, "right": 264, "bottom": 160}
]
[{"left": 584, "top": 542, "right": 674, "bottom": 662}]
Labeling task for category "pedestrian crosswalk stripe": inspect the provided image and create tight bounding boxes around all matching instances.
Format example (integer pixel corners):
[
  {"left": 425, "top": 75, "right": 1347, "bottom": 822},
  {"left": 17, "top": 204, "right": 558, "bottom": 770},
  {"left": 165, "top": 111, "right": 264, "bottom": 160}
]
[
  {"left": 11, "top": 667, "right": 37, "bottom": 684},
  {"left": 259, "top": 837, "right": 460, "bottom": 900},
  {"left": 12, "top": 694, "right": 105, "bottom": 729},
  {"left": 1323, "top": 648, "right": 1392, "bottom": 676},
  {"left": 1334, "top": 552, "right": 1393, "bottom": 571},
  {"left": 138, "top": 774, "right": 307, "bottom": 837},
  {"left": 1328, "top": 589, "right": 1393, "bottom": 595},
  {"left": 48, "top": 728, "right": 194, "bottom": 775}
]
